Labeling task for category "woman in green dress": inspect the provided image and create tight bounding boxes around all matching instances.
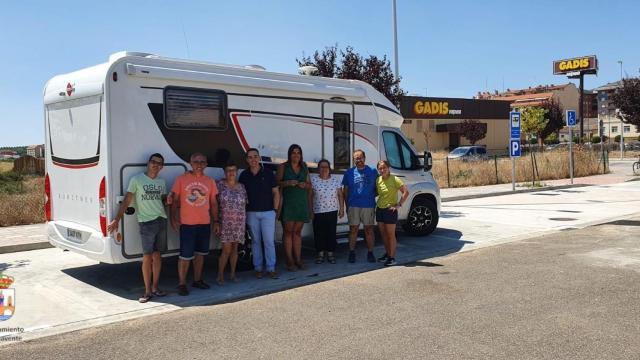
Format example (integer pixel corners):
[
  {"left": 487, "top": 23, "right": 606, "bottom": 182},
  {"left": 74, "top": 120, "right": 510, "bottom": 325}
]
[{"left": 277, "top": 144, "right": 312, "bottom": 271}]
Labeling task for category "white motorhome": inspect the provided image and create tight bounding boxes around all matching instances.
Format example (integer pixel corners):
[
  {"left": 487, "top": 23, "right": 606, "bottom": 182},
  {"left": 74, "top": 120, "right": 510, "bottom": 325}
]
[{"left": 43, "top": 51, "right": 440, "bottom": 264}]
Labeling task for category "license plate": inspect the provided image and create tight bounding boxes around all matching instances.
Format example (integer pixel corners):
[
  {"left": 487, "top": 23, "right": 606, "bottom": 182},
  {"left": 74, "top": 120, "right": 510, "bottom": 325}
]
[{"left": 66, "top": 228, "right": 82, "bottom": 242}]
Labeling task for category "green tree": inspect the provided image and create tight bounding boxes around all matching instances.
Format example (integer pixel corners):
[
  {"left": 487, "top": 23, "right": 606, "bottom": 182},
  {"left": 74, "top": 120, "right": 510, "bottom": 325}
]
[
  {"left": 610, "top": 78, "right": 640, "bottom": 128},
  {"left": 459, "top": 119, "right": 487, "bottom": 145},
  {"left": 297, "top": 45, "right": 406, "bottom": 108},
  {"left": 540, "top": 98, "right": 564, "bottom": 140},
  {"left": 521, "top": 106, "right": 549, "bottom": 146},
  {"left": 591, "top": 135, "right": 601, "bottom": 144}
]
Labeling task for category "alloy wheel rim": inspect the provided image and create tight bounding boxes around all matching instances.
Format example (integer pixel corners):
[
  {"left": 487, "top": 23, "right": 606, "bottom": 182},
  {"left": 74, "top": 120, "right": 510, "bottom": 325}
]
[{"left": 409, "top": 205, "right": 432, "bottom": 231}]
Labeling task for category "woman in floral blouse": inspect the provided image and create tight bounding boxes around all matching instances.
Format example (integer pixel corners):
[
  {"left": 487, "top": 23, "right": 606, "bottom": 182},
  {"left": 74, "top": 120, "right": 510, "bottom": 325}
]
[{"left": 215, "top": 163, "right": 247, "bottom": 284}]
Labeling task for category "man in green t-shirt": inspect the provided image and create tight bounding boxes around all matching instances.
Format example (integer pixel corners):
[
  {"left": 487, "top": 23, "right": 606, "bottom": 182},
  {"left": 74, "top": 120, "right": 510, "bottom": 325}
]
[{"left": 107, "top": 153, "right": 169, "bottom": 303}]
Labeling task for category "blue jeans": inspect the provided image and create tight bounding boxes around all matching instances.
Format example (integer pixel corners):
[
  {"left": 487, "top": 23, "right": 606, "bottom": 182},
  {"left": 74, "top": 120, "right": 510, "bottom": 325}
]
[{"left": 247, "top": 210, "right": 277, "bottom": 272}]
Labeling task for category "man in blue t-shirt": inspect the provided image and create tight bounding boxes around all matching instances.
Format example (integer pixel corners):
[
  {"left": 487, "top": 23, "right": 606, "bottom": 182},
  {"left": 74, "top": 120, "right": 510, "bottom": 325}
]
[{"left": 342, "top": 149, "right": 378, "bottom": 263}]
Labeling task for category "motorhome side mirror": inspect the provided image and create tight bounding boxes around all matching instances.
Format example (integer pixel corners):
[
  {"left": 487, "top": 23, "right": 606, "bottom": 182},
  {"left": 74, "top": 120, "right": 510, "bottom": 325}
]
[{"left": 424, "top": 151, "right": 432, "bottom": 172}]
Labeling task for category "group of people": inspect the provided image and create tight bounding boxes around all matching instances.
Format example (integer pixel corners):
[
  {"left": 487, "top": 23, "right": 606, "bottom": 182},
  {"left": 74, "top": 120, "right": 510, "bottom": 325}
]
[{"left": 107, "top": 146, "right": 408, "bottom": 303}]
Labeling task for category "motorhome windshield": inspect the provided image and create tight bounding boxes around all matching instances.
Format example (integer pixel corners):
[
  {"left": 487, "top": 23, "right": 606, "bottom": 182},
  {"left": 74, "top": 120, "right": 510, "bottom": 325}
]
[{"left": 46, "top": 95, "right": 102, "bottom": 165}]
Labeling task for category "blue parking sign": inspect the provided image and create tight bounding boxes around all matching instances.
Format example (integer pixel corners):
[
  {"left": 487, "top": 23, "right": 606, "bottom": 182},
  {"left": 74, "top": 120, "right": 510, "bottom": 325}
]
[
  {"left": 510, "top": 139, "right": 521, "bottom": 157},
  {"left": 566, "top": 110, "right": 577, "bottom": 127}
]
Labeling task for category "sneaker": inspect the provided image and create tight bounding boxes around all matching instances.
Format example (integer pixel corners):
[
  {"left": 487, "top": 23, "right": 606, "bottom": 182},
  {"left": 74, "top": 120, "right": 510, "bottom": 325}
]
[
  {"left": 384, "top": 257, "right": 397, "bottom": 267},
  {"left": 255, "top": 271, "right": 263, "bottom": 279},
  {"left": 192, "top": 280, "right": 210, "bottom": 289},
  {"left": 267, "top": 271, "right": 279, "bottom": 279},
  {"left": 377, "top": 253, "right": 388, "bottom": 263},
  {"left": 367, "top": 251, "right": 376, "bottom": 263},
  {"left": 348, "top": 251, "right": 356, "bottom": 263},
  {"left": 177, "top": 284, "right": 189, "bottom": 296}
]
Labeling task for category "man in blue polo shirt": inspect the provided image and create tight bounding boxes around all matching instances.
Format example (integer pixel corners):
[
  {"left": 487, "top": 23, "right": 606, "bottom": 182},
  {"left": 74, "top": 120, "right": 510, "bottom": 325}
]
[
  {"left": 342, "top": 149, "right": 378, "bottom": 263},
  {"left": 239, "top": 148, "right": 281, "bottom": 279}
]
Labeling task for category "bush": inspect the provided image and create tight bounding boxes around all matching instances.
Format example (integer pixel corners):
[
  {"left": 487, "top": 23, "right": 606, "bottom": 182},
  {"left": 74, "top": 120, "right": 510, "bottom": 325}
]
[
  {"left": 638, "top": 135, "right": 640, "bottom": 141},
  {"left": 591, "top": 136, "right": 601, "bottom": 144},
  {"left": 545, "top": 134, "right": 559, "bottom": 144},
  {"left": 0, "top": 171, "right": 25, "bottom": 194},
  {"left": 528, "top": 138, "right": 537, "bottom": 145},
  {"left": 615, "top": 135, "right": 621, "bottom": 143}
]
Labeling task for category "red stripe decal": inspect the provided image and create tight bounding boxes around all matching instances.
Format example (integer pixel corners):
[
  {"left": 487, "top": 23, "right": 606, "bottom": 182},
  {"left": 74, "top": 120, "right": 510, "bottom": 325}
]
[
  {"left": 231, "top": 113, "right": 251, "bottom": 152},
  {"left": 53, "top": 161, "right": 99, "bottom": 169}
]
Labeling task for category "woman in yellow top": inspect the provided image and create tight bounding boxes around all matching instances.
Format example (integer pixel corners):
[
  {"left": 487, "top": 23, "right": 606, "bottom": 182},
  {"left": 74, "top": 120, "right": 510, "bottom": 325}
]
[{"left": 375, "top": 160, "right": 409, "bottom": 266}]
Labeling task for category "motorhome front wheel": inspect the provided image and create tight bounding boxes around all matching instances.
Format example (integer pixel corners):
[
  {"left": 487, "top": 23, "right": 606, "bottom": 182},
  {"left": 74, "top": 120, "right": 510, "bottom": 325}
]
[{"left": 403, "top": 198, "right": 438, "bottom": 236}]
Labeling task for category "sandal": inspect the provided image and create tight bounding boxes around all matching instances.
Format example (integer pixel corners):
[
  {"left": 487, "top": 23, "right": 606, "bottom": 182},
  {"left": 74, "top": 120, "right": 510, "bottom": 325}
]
[
  {"left": 151, "top": 289, "right": 167, "bottom": 297},
  {"left": 295, "top": 261, "right": 306, "bottom": 270},
  {"left": 138, "top": 294, "right": 153, "bottom": 303},
  {"left": 315, "top": 251, "right": 325, "bottom": 264},
  {"left": 327, "top": 252, "right": 336, "bottom": 264}
]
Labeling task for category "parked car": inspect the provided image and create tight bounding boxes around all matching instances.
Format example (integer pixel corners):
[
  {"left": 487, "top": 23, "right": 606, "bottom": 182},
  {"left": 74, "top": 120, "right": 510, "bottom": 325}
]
[
  {"left": 624, "top": 141, "right": 640, "bottom": 150},
  {"left": 447, "top": 146, "right": 488, "bottom": 161}
]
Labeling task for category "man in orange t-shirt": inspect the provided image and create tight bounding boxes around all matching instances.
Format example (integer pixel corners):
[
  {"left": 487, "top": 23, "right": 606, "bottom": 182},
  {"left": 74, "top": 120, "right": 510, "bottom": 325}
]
[{"left": 170, "top": 153, "right": 220, "bottom": 296}]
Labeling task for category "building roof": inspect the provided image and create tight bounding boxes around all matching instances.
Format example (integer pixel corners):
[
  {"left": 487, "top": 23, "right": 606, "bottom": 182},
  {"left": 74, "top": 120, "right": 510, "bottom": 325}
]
[
  {"left": 475, "top": 83, "right": 574, "bottom": 100},
  {"left": 593, "top": 81, "right": 622, "bottom": 92}
]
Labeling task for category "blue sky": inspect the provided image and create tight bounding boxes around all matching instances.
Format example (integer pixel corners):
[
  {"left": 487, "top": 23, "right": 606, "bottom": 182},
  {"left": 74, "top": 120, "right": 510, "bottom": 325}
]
[{"left": 1, "top": 0, "right": 638, "bottom": 146}]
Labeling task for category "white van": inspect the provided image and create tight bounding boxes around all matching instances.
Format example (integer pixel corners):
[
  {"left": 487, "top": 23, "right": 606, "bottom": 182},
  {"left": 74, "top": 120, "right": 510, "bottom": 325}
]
[{"left": 43, "top": 51, "right": 440, "bottom": 264}]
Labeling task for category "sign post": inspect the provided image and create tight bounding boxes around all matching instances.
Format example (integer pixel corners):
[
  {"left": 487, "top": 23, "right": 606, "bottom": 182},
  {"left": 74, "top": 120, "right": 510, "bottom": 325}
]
[
  {"left": 567, "top": 110, "right": 576, "bottom": 184},
  {"left": 509, "top": 111, "right": 521, "bottom": 191}
]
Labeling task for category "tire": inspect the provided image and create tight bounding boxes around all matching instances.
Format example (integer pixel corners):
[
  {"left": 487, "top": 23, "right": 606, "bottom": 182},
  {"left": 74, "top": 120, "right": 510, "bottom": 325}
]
[
  {"left": 402, "top": 197, "right": 439, "bottom": 236},
  {"left": 633, "top": 162, "right": 640, "bottom": 175}
]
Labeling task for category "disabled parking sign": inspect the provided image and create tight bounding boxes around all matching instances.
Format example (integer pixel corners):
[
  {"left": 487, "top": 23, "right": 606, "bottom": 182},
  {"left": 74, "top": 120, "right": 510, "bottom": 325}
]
[
  {"left": 510, "top": 139, "right": 521, "bottom": 157},
  {"left": 566, "top": 110, "right": 577, "bottom": 127}
]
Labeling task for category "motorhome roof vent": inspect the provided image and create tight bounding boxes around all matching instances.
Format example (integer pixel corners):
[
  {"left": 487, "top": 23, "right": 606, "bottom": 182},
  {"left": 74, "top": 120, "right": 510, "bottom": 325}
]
[
  {"left": 244, "top": 64, "right": 266, "bottom": 71},
  {"left": 109, "top": 51, "right": 156, "bottom": 62},
  {"left": 298, "top": 65, "right": 319, "bottom": 76}
]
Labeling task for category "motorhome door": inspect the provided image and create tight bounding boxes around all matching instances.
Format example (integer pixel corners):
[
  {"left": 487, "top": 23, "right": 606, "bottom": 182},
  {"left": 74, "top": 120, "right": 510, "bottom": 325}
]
[
  {"left": 321, "top": 100, "right": 355, "bottom": 171},
  {"left": 119, "top": 163, "right": 187, "bottom": 259}
]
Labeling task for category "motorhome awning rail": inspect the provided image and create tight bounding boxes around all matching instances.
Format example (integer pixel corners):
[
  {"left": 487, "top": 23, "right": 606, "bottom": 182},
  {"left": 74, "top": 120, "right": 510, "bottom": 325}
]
[{"left": 125, "top": 64, "right": 366, "bottom": 98}]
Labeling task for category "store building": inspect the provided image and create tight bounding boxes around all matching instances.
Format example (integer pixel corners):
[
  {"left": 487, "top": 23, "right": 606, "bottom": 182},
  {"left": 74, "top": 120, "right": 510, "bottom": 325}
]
[{"left": 400, "top": 96, "right": 510, "bottom": 153}]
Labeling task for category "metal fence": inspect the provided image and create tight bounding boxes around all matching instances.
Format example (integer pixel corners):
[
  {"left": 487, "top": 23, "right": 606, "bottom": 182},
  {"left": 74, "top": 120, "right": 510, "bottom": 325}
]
[
  {"left": 0, "top": 177, "right": 44, "bottom": 227},
  {"left": 432, "top": 148, "right": 610, "bottom": 189}
]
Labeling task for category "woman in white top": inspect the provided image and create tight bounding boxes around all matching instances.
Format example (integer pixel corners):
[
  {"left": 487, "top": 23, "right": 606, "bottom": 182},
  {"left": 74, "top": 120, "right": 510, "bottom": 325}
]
[{"left": 310, "top": 159, "right": 344, "bottom": 264}]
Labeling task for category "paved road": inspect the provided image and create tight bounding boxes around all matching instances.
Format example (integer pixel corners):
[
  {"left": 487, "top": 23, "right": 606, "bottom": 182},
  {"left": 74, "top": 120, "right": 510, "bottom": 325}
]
[
  {"left": 1, "top": 182, "right": 639, "bottom": 350},
  {"left": 3, "top": 215, "right": 639, "bottom": 359}
]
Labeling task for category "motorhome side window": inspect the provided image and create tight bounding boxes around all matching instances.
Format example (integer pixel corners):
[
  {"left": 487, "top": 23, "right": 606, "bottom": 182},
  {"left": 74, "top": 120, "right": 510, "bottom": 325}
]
[
  {"left": 382, "top": 131, "right": 418, "bottom": 170},
  {"left": 333, "top": 113, "right": 351, "bottom": 170},
  {"left": 164, "top": 87, "right": 227, "bottom": 129}
]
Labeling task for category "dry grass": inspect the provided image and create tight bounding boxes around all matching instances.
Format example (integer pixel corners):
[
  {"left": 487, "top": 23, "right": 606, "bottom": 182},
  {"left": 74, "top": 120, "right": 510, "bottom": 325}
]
[
  {"left": 0, "top": 176, "right": 45, "bottom": 227},
  {"left": 432, "top": 149, "right": 604, "bottom": 188},
  {"left": 0, "top": 161, "right": 13, "bottom": 173}
]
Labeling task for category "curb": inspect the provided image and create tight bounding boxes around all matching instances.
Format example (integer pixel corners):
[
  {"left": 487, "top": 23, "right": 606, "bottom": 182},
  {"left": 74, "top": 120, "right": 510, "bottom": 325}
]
[
  {"left": 0, "top": 241, "right": 52, "bottom": 255},
  {"left": 442, "top": 183, "right": 592, "bottom": 202}
]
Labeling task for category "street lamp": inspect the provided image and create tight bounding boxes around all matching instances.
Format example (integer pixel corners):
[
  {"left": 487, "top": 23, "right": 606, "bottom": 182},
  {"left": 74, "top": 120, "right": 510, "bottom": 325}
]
[
  {"left": 618, "top": 60, "right": 624, "bottom": 159},
  {"left": 392, "top": 0, "right": 399, "bottom": 78}
]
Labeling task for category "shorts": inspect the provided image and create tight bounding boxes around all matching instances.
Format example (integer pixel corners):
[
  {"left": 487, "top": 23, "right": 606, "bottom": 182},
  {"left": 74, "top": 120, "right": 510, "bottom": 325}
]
[
  {"left": 376, "top": 207, "right": 398, "bottom": 224},
  {"left": 179, "top": 224, "right": 211, "bottom": 260},
  {"left": 347, "top": 207, "right": 375, "bottom": 226},
  {"left": 139, "top": 217, "right": 168, "bottom": 255}
]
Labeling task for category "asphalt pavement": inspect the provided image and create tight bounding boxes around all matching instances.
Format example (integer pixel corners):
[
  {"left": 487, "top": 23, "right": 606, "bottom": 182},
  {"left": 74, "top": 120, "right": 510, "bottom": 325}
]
[{"left": 3, "top": 215, "right": 639, "bottom": 359}]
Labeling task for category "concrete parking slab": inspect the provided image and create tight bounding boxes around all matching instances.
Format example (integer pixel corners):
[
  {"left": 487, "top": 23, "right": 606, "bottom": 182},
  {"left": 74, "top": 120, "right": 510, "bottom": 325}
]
[{"left": 0, "top": 181, "right": 638, "bottom": 344}]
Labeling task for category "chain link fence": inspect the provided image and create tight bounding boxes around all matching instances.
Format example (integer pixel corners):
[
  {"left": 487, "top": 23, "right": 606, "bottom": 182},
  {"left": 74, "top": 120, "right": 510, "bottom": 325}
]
[
  {"left": 0, "top": 176, "right": 44, "bottom": 227},
  {"left": 432, "top": 148, "right": 609, "bottom": 189}
]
